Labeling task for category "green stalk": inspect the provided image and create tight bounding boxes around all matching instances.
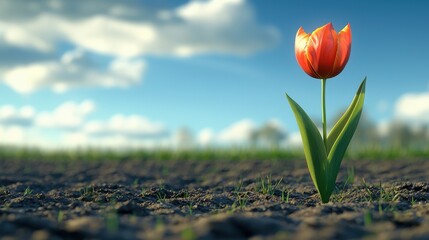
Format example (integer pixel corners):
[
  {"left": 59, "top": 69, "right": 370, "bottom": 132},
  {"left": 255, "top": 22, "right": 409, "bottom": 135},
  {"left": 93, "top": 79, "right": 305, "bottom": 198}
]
[{"left": 321, "top": 79, "right": 327, "bottom": 150}]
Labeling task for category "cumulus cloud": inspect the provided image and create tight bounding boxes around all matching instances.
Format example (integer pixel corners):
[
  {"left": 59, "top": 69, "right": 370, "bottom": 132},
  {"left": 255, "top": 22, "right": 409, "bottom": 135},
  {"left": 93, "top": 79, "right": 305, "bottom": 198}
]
[
  {"left": 0, "top": 0, "right": 144, "bottom": 21},
  {"left": 217, "top": 119, "right": 255, "bottom": 144},
  {"left": 286, "top": 131, "right": 303, "bottom": 148},
  {"left": 177, "top": 0, "right": 247, "bottom": 23},
  {"left": 0, "top": 14, "right": 156, "bottom": 57},
  {"left": 0, "top": 100, "right": 93, "bottom": 148},
  {"left": 162, "top": 0, "right": 279, "bottom": 57},
  {"left": 0, "top": 0, "right": 278, "bottom": 57},
  {"left": 0, "top": 126, "right": 27, "bottom": 145},
  {"left": 3, "top": 48, "right": 145, "bottom": 93},
  {"left": 0, "top": 105, "right": 298, "bottom": 150},
  {"left": 0, "top": 100, "right": 170, "bottom": 149},
  {"left": 0, "top": 0, "right": 279, "bottom": 93},
  {"left": 35, "top": 100, "right": 95, "bottom": 130},
  {"left": 61, "top": 115, "right": 168, "bottom": 149},
  {"left": 83, "top": 115, "right": 167, "bottom": 138},
  {"left": 197, "top": 128, "right": 216, "bottom": 146},
  {"left": 0, "top": 100, "right": 95, "bottom": 131},
  {"left": 196, "top": 119, "right": 264, "bottom": 146},
  {"left": 62, "top": 16, "right": 157, "bottom": 57},
  {"left": 395, "top": 92, "right": 429, "bottom": 122},
  {"left": 0, "top": 105, "right": 35, "bottom": 126},
  {"left": 376, "top": 119, "right": 391, "bottom": 138},
  {"left": 0, "top": 125, "right": 54, "bottom": 148},
  {"left": 264, "top": 118, "right": 284, "bottom": 130}
]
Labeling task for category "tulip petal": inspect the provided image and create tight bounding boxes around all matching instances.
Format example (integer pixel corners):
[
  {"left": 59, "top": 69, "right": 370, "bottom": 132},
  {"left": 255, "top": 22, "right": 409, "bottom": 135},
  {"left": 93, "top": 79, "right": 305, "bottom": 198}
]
[
  {"left": 295, "top": 27, "right": 319, "bottom": 78},
  {"left": 306, "top": 23, "right": 338, "bottom": 79},
  {"left": 331, "top": 24, "right": 352, "bottom": 78}
]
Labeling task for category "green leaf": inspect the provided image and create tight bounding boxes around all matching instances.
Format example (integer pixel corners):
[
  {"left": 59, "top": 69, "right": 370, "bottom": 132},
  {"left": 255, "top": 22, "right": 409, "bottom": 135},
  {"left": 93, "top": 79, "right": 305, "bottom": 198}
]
[
  {"left": 286, "top": 94, "right": 329, "bottom": 201},
  {"left": 325, "top": 78, "right": 366, "bottom": 196},
  {"left": 326, "top": 78, "right": 366, "bottom": 153}
]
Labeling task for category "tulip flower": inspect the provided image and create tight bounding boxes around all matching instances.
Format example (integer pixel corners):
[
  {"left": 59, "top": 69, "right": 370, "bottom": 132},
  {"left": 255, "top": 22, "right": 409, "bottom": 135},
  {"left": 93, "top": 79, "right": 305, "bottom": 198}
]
[
  {"left": 295, "top": 23, "right": 351, "bottom": 79},
  {"left": 286, "top": 23, "right": 366, "bottom": 203}
]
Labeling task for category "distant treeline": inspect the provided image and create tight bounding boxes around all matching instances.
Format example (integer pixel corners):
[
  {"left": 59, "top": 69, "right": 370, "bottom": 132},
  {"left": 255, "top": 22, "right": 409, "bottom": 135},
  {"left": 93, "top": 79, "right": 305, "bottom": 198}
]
[
  {"left": 176, "top": 113, "right": 429, "bottom": 152},
  {"left": 0, "top": 111, "right": 427, "bottom": 161},
  {"left": 0, "top": 145, "right": 427, "bottom": 162},
  {"left": 246, "top": 112, "right": 429, "bottom": 152}
]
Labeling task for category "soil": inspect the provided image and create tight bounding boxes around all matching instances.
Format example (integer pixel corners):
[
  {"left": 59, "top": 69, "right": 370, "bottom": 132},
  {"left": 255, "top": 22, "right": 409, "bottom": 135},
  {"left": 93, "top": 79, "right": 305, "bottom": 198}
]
[{"left": 0, "top": 158, "right": 428, "bottom": 240}]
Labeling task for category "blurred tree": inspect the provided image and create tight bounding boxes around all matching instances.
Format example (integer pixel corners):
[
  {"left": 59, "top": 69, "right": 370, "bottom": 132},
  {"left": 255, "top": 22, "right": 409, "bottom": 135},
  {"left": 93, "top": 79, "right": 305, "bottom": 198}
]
[
  {"left": 388, "top": 121, "right": 414, "bottom": 149},
  {"left": 249, "top": 121, "right": 286, "bottom": 149},
  {"left": 330, "top": 109, "right": 429, "bottom": 151},
  {"left": 175, "top": 127, "right": 195, "bottom": 150},
  {"left": 330, "top": 111, "right": 379, "bottom": 150},
  {"left": 386, "top": 121, "right": 429, "bottom": 150},
  {"left": 249, "top": 130, "right": 259, "bottom": 148},
  {"left": 410, "top": 124, "right": 429, "bottom": 149}
]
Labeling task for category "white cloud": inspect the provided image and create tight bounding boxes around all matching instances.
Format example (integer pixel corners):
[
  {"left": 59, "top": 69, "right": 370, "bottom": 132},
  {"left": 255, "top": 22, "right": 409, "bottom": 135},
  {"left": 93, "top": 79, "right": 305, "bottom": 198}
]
[
  {"left": 0, "top": 123, "right": 54, "bottom": 148},
  {"left": 164, "top": 0, "right": 279, "bottom": 57},
  {"left": 217, "top": 119, "right": 255, "bottom": 144},
  {"left": 0, "top": 106, "right": 301, "bottom": 150},
  {"left": 197, "top": 128, "right": 215, "bottom": 146},
  {"left": 0, "top": 1, "right": 278, "bottom": 58},
  {"left": 36, "top": 100, "right": 95, "bottom": 130},
  {"left": 110, "top": 57, "right": 145, "bottom": 80},
  {"left": 3, "top": 48, "right": 145, "bottom": 93},
  {"left": 395, "top": 92, "right": 429, "bottom": 122},
  {"left": 0, "top": 0, "right": 279, "bottom": 93},
  {"left": 0, "top": 14, "right": 58, "bottom": 53},
  {"left": 0, "top": 14, "right": 156, "bottom": 58},
  {"left": 0, "top": 126, "right": 27, "bottom": 145},
  {"left": 265, "top": 118, "right": 284, "bottom": 130},
  {"left": 83, "top": 114, "right": 166, "bottom": 138},
  {"left": 61, "top": 115, "right": 169, "bottom": 149},
  {"left": 177, "top": 0, "right": 247, "bottom": 25},
  {"left": 376, "top": 119, "right": 391, "bottom": 138},
  {"left": 0, "top": 100, "right": 171, "bottom": 149},
  {"left": 0, "top": 105, "right": 35, "bottom": 126},
  {"left": 286, "top": 131, "right": 302, "bottom": 148},
  {"left": 62, "top": 16, "right": 157, "bottom": 57},
  {"left": 0, "top": 100, "right": 95, "bottom": 130}
]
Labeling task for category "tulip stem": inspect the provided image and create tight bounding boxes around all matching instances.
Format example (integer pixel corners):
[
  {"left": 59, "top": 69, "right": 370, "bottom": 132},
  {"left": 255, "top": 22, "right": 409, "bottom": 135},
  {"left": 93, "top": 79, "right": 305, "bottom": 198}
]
[{"left": 322, "top": 78, "right": 327, "bottom": 150}]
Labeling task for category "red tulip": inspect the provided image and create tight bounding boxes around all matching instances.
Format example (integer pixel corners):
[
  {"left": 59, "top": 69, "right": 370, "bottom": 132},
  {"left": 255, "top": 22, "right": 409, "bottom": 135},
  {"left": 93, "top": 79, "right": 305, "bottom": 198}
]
[{"left": 295, "top": 23, "right": 352, "bottom": 79}]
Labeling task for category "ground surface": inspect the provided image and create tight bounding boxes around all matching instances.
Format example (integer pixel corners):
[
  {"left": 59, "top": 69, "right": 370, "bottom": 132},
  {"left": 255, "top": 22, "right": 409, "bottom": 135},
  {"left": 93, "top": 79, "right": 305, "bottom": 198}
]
[{"left": 0, "top": 158, "right": 428, "bottom": 239}]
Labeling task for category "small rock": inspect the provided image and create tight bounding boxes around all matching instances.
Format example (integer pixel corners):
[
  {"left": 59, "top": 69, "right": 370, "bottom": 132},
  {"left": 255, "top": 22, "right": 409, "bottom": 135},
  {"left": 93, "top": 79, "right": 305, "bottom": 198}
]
[
  {"left": 393, "top": 213, "right": 422, "bottom": 227},
  {"left": 192, "top": 214, "right": 294, "bottom": 239},
  {"left": 66, "top": 216, "right": 103, "bottom": 233},
  {"left": 31, "top": 230, "right": 50, "bottom": 240}
]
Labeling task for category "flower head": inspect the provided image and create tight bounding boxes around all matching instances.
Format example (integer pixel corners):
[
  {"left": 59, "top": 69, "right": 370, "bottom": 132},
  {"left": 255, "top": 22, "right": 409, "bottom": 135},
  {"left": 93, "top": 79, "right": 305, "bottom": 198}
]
[{"left": 295, "top": 23, "right": 352, "bottom": 79}]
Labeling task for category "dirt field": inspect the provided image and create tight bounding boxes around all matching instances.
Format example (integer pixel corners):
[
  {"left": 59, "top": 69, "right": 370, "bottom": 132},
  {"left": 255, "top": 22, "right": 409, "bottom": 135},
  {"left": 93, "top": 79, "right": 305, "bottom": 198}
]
[{"left": 1, "top": 158, "right": 428, "bottom": 239}]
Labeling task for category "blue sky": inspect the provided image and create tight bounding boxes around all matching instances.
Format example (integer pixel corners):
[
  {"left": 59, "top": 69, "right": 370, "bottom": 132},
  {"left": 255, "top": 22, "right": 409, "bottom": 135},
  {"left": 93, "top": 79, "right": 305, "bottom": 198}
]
[{"left": 0, "top": 0, "right": 428, "bottom": 148}]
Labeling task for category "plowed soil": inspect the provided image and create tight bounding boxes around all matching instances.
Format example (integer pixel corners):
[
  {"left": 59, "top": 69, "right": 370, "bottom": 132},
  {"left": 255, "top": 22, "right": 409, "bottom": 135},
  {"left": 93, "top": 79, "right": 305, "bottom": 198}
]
[{"left": 1, "top": 158, "right": 428, "bottom": 239}]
